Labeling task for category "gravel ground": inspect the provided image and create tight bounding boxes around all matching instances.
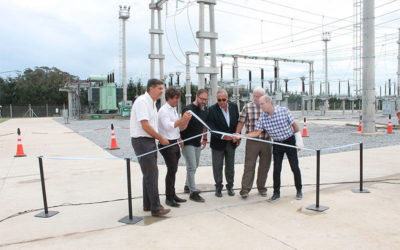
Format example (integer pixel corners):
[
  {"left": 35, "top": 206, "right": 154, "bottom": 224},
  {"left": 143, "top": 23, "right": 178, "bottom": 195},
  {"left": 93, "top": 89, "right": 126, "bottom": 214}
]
[{"left": 54, "top": 110, "right": 400, "bottom": 166}]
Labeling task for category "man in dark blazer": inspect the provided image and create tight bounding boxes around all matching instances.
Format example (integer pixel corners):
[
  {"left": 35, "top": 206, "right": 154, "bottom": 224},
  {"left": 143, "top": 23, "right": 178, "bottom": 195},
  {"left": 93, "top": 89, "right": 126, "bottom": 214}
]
[{"left": 207, "top": 89, "right": 240, "bottom": 197}]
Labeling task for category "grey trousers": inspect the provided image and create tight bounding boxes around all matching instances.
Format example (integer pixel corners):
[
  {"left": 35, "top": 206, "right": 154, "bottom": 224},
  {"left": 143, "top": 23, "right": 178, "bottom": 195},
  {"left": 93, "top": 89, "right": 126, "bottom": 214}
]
[
  {"left": 131, "top": 137, "right": 162, "bottom": 212},
  {"left": 241, "top": 139, "right": 272, "bottom": 193},
  {"left": 211, "top": 143, "right": 236, "bottom": 190},
  {"left": 182, "top": 145, "right": 201, "bottom": 193}
]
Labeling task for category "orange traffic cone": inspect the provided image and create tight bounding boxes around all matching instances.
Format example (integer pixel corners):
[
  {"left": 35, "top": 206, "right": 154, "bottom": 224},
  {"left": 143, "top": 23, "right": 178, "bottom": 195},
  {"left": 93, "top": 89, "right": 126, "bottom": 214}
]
[
  {"left": 302, "top": 118, "right": 309, "bottom": 137},
  {"left": 358, "top": 116, "right": 363, "bottom": 132},
  {"left": 108, "top": 124, "right": 120, "bottom": 150},
  {"left": 14, "top": 128, "right": 26, "bottom": 157},
  {"left": 388, "top": 115, "right": 393, "bottom": 134}
]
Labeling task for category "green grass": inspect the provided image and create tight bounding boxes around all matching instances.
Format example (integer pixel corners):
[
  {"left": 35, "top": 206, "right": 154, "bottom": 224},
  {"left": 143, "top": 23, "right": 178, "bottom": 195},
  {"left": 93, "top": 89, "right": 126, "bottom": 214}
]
[{"left": 0, "top": 118, "right": 9, "bottom": 124}]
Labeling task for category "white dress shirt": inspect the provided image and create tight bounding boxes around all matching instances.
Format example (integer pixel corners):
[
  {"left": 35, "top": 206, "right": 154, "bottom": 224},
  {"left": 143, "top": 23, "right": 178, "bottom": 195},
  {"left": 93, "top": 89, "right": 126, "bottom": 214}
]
[
  {"left": 130, "top": 92, "right": 158, "bottom": 138},
  {"left": 219, "top": 104, "right": 230, "bottom": 125},
  {"left": 219, "top": 104, "right": 230, "bottom": 139},
  {"left": 157, "top": 102, "right": 180, "bottom": 140}
]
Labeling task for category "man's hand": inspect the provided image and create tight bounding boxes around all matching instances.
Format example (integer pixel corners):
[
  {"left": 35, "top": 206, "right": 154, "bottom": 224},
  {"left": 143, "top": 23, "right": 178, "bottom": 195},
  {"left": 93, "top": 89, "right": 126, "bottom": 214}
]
[
  {"left": 233, "top": 133, "right": 242, "bottom": 141},
  {"left": 179, "top": 138, "right": 184, "bottom": 149},
  {"left": 222, "top": 135, "right": 233, "bottom": 141},
  {"left": 294, "top": 132, "right": 303, "bottom": 152},
  {"left": 201, "top": 139, "right": 207, "bottom": 150},
  {"left": 159, "top": 137, "right": 170, "bottom": 146},
  {"left": 182, "top": 111, "right": 192, "bottom": 121}
]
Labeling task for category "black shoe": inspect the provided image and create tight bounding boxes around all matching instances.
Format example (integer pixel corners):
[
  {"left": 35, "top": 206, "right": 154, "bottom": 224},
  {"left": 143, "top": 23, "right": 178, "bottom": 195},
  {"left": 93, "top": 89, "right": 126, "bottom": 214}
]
[
  {"left": 166, "top": 199, "right": 180, "bottom": 207},
  {"left": 184, "top": 185, "right": 190, "bottom": 194},
  {"left": 227, "top": 188, "right": 235, "bottom": 196},
  {"left": 296, "top": 190, "right": 303, "bottom": 200},
  {"left": 268, "top": 193, "right": 280, "bottom": 202},
  {"left": 174, "top": 195, "right": 187, "bottom": 203},
  {"left": 215, "top": 190, "right": 222, "bottom": 198},
  {"left": 190, "top": 192, "right": 205, "bottom": 202}
]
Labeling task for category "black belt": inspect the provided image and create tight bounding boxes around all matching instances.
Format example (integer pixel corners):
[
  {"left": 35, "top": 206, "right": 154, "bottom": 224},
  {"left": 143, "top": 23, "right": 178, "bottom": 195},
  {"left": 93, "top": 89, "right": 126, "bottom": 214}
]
[{"left": 274, "top": 135, "right": 294, "bottom": 143}]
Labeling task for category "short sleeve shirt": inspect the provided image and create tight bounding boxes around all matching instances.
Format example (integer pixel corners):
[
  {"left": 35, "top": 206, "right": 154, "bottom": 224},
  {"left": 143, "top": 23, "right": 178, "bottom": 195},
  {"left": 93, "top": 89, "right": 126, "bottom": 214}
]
[{"left": 130, "top": 92, "right": 158, "bottom": 138}]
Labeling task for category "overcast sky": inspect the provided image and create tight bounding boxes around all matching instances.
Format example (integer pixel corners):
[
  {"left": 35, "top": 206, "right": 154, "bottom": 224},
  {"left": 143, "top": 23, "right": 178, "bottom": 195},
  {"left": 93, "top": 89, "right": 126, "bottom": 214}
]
[{"left": 0, "top": 0, "right": 398, "bottom": 95}]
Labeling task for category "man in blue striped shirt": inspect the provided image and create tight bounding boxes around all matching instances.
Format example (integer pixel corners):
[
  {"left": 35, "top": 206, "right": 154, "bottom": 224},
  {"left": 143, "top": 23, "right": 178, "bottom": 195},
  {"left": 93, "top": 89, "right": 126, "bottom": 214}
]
[{"left": 237, "top": 95, "right": 304, "bottom": 202}]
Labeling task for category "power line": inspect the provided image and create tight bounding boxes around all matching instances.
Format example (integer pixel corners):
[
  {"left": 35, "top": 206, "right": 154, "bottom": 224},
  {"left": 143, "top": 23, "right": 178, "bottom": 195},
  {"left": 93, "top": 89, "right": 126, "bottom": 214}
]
[{"left": 219, "top": 3, "right": 399, "bottom": 53}]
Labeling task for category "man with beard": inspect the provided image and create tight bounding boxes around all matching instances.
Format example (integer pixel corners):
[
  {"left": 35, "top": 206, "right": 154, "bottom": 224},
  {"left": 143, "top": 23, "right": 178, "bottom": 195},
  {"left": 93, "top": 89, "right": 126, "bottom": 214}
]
[{"left": 180, "top": 89, "right": 209, "bottom": 202}]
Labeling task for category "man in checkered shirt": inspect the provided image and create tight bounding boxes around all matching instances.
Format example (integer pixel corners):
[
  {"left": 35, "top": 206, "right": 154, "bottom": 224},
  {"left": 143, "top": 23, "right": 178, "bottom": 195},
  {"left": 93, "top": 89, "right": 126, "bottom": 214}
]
[
  {"left": 237, "top": 95, "right": 304, "bottom": 202},
  {"left": 235, "top": 87, "right": 272, "bottom": 198}
]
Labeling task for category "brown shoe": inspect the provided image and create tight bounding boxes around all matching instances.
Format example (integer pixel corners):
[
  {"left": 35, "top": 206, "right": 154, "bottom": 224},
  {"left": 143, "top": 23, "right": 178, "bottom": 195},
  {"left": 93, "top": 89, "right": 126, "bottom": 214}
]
[
  {"left": 151, "top": 208, "right": 171, "bottom": 217},
  {"left": 143, "top": 207, "right": 150, "bottom": 212}
]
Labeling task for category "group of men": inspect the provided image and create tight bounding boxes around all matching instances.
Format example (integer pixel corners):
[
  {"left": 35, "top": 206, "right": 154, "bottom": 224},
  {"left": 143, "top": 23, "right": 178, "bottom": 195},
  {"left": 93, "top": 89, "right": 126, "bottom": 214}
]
[{"left": 130, "top": 79, "right": 304, "bottom": 217}]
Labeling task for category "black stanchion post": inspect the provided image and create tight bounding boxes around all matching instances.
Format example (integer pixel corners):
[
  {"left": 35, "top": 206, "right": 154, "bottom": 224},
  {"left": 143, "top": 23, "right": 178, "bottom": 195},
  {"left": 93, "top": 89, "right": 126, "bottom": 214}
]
[
  {"left": 352, "top": 142, "right": 370, "bottom": 193},
  {"left": 119, "top": 158, "right": 143, "bottom": 225},
  {"left": 35, "top": 156, "right": 59, "bottom": 218},
  {"left": 307, "top": 150, "right": 329, "bottom": 212}
]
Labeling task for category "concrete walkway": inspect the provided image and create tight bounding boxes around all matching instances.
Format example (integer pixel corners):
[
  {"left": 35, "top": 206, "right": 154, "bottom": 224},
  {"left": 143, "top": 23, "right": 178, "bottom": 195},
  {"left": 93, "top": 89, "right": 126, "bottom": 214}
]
[{"left": 0, "top": 118, "right": 399, "bottom": 249}]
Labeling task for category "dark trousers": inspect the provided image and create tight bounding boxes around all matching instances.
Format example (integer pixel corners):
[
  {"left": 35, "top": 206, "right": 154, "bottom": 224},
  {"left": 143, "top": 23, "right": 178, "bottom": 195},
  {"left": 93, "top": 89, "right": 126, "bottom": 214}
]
[
  {"left": 159, "top": 140, "right": 181, "bottom": 200},
  {"left": 211, "top": 142, "right": 236, "bottom": 190},
  {"left": 131, "top": 137, "right": 162, "bottom": 212},
  {"left": 272, "top": 135, "right": 302, "bottom": 194}
]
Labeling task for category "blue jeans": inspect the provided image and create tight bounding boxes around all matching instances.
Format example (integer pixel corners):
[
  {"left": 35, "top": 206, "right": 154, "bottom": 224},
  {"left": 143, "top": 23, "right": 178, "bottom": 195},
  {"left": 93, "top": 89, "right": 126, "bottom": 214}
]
[{"left": 182, "top": 145, "right": 201, "bottom": 193}]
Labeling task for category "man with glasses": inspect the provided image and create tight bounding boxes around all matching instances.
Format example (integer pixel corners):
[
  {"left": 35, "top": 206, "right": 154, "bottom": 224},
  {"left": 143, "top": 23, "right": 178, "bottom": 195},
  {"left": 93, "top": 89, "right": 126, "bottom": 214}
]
[
  {"left": 235, "top": 87, "right": 272, "bottom": 198},
  {"left": 207, "top": 89, "right": 240, "bottom": 197},
  {"left": 236, "top": 95, "right": 304, "bottom": 202},
  {"left": 180, "top": 89, "right": 209, "bottom": 202}
]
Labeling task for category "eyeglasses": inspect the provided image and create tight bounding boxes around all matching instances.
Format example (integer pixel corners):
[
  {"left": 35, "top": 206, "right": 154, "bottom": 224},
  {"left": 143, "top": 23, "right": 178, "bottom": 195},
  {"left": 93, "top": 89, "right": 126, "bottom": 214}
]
[
  {"left": 198, "top": 97, "right": 208, "bottom": 102},
  {"left": 217, "top": 98, "right": 227, "bottom": 102}
]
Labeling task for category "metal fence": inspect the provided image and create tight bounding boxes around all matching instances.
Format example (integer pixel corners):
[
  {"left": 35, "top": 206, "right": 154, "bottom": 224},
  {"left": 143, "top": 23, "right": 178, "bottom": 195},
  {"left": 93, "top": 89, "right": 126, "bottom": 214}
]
[{"left": 0, "top": 104, "right": 65, "bottom": 118}]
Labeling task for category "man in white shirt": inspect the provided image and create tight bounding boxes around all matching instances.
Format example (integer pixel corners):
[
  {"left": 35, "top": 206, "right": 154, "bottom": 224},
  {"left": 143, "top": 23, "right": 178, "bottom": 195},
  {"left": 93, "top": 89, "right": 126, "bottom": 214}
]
[
  {"left": 130, "top": 79, "right": 171, "bottom": 217},
  {"left": 158, "top": 87, "right": 192, "bottom": 208}
]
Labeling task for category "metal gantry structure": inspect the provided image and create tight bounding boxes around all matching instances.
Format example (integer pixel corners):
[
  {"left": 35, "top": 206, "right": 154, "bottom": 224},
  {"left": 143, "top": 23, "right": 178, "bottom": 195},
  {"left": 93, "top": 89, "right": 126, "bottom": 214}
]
[
  {"left": 149, "top": 0, "right": 167, "bottom": 104},
  {"left": 196, "top": 0, "right": 219, "bottom": 104},
  {"left": 146, "top": 0, "right": 395, "bottom": 124},
  {"left": 184, "top": 51, "right": 315, "bottom": 111}
]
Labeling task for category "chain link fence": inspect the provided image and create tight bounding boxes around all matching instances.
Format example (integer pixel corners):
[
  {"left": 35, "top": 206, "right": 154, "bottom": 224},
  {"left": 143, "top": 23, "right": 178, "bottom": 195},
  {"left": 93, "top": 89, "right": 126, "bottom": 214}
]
[{"left": 0, "top": 104, "right": 65, "bottom": 118}]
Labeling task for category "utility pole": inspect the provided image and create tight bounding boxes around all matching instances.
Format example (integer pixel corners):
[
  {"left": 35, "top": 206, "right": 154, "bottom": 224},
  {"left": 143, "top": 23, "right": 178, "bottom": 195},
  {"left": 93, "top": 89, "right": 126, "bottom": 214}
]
[
  {"left": 300, "top": 76, "right": 306, "bottom": 116},
  {"left": 119, "top": 5, "right": 130, "bottom": 103},
  {"left": 309, "top": 62, "right": 315, "bottom": 112},
  {"left": 248, "top": 70, "right": 252, "bottom": 101},
  {"left": 185, "top": 52, "right": 191, "bottom": 105},
  {"left": 274, "top": 60, "right": 279, "bottom": 93},
  {"left": 233, "top": 56, "right": 240, "bottom": 109},
  {"left": 322, "top": 32, "right": 331, "bottom": 112},
  {"left": 362, "top": 0, "right": 376, "bottom": 133},
  {"left": 260, "top": 68, "right": 264, "bottom": 89}
]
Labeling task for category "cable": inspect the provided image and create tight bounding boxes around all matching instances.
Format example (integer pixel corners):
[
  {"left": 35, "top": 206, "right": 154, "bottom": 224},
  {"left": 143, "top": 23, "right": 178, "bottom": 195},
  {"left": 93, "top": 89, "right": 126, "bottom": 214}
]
[
  {"left": 376, "top": 17, "right": 400, "bottom": 26},
  {"left": 164, "top": 7, "right": 186, "bottom": 65},
  {"left": 1, "top": 177, "right": 399, "bottom": 223},
  {"left": 219, "top": 4, "right": 399, "bottom": 54},
  {"left": 219, "top": 16, "right": 355, "bottom": 53},
  {"left": 219, "top": 0, "right": 340, "bottom": 29}
]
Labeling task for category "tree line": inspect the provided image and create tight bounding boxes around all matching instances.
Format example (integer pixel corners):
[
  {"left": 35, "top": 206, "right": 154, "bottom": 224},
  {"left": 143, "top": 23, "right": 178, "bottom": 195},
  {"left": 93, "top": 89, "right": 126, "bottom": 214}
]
[{"left": 0, "top": 67, "right": 71, "bottom": 105}]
